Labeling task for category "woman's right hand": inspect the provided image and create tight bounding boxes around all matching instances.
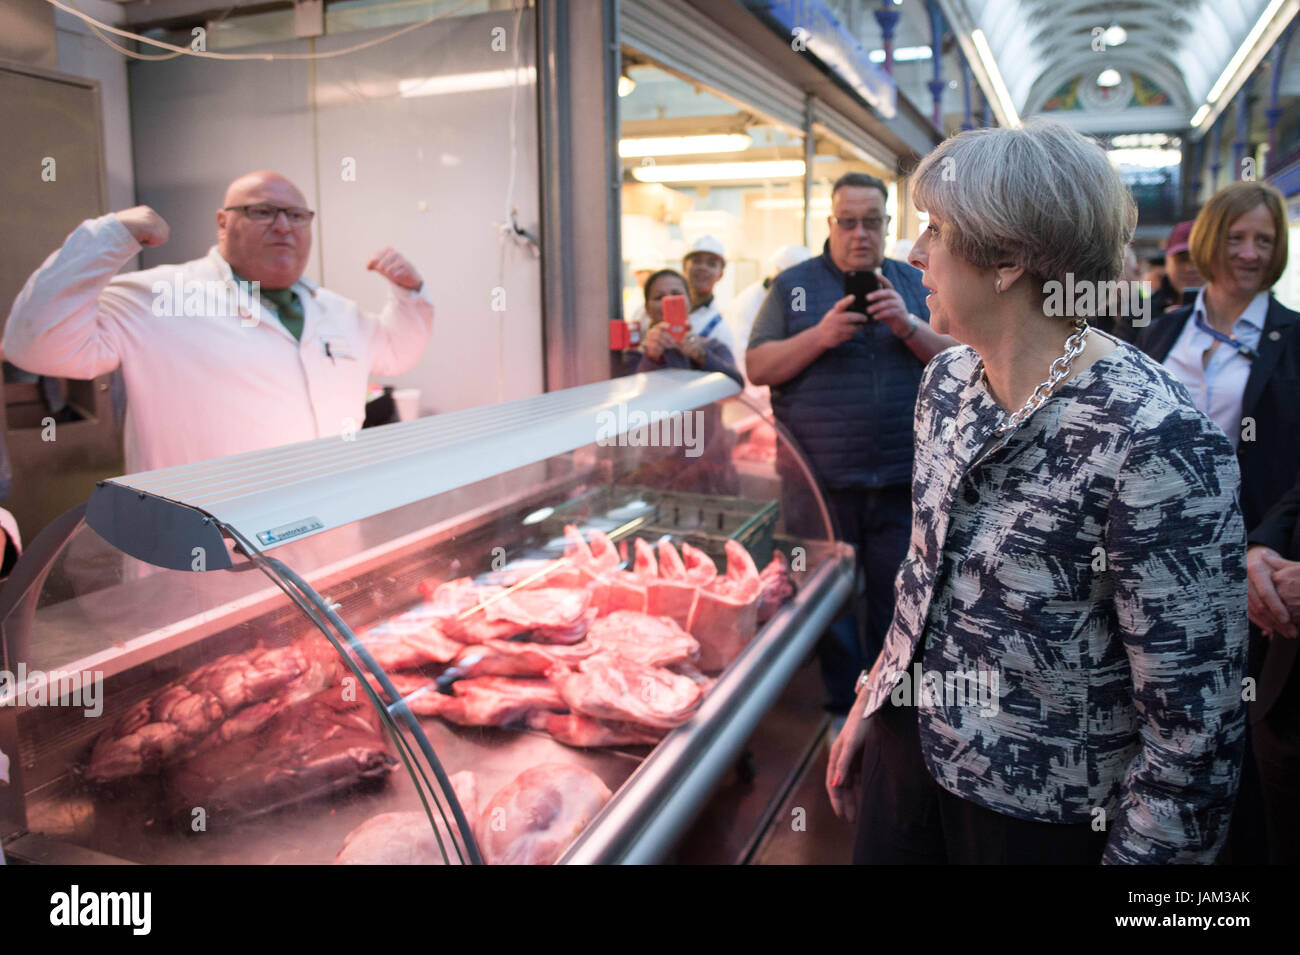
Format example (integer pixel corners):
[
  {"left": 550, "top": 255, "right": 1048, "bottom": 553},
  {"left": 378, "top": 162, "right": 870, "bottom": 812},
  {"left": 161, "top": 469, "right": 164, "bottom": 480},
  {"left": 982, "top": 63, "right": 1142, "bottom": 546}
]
[
  {"left": 826, "top": 682, "right": 873, "bottom": 823},
  {"left": 643, "top": 322, "right": 671, "bottom": 361}
]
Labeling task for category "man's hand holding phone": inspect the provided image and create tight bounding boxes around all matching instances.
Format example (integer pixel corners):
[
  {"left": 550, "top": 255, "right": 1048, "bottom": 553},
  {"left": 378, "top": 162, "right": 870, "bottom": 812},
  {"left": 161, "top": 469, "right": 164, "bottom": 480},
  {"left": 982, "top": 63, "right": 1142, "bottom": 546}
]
[{"left": 816, "top": 295, "right": 870, "bottom": 350}]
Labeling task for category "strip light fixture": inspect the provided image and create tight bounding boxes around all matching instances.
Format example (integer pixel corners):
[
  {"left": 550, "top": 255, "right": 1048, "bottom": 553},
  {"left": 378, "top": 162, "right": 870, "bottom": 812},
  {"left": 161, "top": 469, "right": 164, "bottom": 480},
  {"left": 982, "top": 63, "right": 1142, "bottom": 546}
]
[
  {"left": 970, "top": 29, "right": 1020, "bottom": 128},
  {"left": 1193, "top": 0, "right": 1298, "bottom": 132},
  {"left": 631, "top": 160, "right": 806, "bottom": 183}
]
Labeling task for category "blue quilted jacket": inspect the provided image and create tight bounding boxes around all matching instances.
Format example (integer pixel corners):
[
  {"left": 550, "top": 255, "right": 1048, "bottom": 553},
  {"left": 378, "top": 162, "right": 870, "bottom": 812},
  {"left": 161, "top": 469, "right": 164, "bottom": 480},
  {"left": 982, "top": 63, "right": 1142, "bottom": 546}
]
[{"left": 756, "top": 246, "right": 930, "bottom": 489}]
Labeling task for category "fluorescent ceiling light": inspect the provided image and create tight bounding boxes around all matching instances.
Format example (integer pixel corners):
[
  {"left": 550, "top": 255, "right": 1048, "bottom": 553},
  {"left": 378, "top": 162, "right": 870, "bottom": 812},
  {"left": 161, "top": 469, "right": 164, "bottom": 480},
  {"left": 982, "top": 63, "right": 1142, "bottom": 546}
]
[
  {"left": 868, "top": 45, "right": 932, "bottom": 63},
  {"left": 631, "top": 160, "right": 807, "bottom": 183},
  {"left": 1103, "top": 24, "right": 1127, "bottom": 47},
  {"left": 1207, "top": 0, "right": 1290, "bottom": 103},
  {"left": 971, "top": 29, "right": 1020, "bottom": 128},
  {"left": 1108, "top": 148, "right": 1181, "bottom": 168},
  {"left": 399, "top": 67, "right": 536, "bottom": 97},
  {"left": 1097, "top": 68, "right": 1122, "bottom": 88},
  {"left": 1190, "top": 104, "right": 1211, "bottom": 128},
  {"left": 618, "top": 74, "right": 636, "bottom": 98},
  {"left": 619, "top": 134, "right": 753, "bottom": 157},
  {"left": 1112, "top": 133, "right": 1174, "bottom": 148}
]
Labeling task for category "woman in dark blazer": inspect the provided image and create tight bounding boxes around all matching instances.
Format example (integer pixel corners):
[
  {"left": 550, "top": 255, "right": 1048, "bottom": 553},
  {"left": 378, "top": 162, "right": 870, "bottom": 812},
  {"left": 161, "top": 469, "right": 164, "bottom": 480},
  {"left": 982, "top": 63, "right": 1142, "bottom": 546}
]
[
  {"left": 1135, "top": 182, "right": 1300, "bottom": 537},
  {"left": 1136, "top": 182, "right": 1300, "bottom": 863}
]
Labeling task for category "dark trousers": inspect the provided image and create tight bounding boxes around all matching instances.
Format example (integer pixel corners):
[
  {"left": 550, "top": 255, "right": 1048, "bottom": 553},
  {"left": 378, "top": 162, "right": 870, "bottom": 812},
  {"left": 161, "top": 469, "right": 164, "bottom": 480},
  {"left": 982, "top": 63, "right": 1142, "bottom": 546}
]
[
  {"left": 1255, "top": 717, "right": 1300, "bottom": 864},
  {"left": 815, "top": 485, "right": 912, "bottom": 713},
  {"left": 853, "top": 698, "right": 1109, "bottom": 865}
]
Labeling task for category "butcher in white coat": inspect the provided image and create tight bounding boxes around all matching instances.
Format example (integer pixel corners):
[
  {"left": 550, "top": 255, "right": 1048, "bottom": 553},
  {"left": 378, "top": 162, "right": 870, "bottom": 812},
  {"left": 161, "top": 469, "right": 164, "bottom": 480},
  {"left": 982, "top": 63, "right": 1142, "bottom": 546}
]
[{"left": 2, "top": 170, "right": 434, "bottom": 475}]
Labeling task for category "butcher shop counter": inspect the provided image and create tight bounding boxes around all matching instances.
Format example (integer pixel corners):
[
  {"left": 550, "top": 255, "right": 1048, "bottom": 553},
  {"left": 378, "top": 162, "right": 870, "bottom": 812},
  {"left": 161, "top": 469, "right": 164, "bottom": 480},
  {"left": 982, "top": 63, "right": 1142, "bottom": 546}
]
[{"left": 0, "top": 371, "right": 852, "bottom": 865}]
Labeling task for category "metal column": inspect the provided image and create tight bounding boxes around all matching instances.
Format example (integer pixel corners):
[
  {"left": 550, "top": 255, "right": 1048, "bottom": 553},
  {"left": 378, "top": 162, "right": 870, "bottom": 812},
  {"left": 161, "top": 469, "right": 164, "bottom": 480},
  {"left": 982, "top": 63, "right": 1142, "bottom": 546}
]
[{"left": 536, "top": 0, "right": 622, "bottom": 392}]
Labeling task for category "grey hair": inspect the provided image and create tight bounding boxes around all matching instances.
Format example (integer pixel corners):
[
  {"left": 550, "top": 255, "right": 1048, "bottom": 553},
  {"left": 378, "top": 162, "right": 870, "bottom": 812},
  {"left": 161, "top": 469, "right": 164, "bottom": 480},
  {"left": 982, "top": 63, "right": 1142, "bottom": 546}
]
[{"left": 910, "top": 119, "right": 1136, "bottom": 291}]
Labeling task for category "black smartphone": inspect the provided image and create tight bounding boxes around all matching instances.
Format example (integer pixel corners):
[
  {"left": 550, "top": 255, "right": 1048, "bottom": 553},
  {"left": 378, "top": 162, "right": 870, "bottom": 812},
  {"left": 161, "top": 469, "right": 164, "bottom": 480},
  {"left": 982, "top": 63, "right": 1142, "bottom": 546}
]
[{"left": 845, "top": 270, "right": 880, "bottom": 320}]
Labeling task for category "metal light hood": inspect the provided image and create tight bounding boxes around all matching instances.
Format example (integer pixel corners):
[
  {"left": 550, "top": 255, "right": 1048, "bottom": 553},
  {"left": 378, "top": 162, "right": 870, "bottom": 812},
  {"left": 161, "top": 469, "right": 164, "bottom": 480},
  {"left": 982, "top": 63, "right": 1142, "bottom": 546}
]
[{"left": 85, "top": 370, "right": 739, "bottom": 571}]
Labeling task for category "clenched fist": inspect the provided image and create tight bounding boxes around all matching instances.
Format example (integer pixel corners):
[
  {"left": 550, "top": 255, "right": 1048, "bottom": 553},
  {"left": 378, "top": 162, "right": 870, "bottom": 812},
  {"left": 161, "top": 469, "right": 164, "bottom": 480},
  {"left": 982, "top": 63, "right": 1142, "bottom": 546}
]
[
  {"left": 116, "top": 206, "right": 170, "bottom": 247},
  {"left": 366, "top": 248, "right": 423, "bottom": 291}
]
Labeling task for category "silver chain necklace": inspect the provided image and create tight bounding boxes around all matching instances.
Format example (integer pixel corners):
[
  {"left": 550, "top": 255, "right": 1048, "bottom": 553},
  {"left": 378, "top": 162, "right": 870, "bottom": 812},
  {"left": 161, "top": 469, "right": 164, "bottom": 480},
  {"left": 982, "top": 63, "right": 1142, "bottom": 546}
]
[{"left": 988, "top": 319, "right": 1090, "bottom": 436}]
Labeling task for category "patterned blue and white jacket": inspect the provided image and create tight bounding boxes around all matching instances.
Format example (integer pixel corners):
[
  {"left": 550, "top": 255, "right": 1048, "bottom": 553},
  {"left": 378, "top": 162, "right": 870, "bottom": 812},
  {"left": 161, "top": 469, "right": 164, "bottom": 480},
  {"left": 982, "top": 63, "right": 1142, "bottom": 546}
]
[{"left": 863, "top": 338, "right": 1249, "bottom": 864}]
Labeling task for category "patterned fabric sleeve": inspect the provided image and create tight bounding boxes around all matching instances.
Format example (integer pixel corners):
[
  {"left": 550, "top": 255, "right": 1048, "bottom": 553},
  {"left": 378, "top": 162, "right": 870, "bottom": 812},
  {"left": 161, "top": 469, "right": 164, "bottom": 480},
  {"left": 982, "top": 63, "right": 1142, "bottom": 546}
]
[{"left": 1102, "top": 409, "right": 1249, "bottom": 864}]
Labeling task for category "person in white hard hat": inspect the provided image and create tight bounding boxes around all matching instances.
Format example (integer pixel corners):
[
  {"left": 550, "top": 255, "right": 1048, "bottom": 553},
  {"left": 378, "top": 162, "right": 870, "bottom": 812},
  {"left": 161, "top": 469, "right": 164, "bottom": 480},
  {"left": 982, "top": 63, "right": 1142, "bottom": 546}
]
[
  {"left": 681, "top": 234, "right": 736, "bottom": 357},
  {"left": 725, "top": 245, "right": 813, "bottom": 381}
]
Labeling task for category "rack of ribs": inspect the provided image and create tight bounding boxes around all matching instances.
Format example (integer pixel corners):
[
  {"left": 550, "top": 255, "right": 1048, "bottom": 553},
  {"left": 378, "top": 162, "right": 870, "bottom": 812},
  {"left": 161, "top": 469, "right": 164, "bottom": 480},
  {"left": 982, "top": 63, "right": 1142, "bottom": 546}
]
[{"left": 687, "top": 539, "right": 761, "bottom": 673}]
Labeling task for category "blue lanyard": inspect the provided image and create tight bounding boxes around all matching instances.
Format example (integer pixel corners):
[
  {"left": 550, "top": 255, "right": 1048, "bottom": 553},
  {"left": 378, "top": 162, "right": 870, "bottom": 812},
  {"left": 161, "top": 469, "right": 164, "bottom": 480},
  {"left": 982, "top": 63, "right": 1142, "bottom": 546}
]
[
  {"left": 1193, "top": 312, "right": 1258, "bottom": 361},
  {"left": 699, "top": 311, "right": 723, "bottom": 338}
]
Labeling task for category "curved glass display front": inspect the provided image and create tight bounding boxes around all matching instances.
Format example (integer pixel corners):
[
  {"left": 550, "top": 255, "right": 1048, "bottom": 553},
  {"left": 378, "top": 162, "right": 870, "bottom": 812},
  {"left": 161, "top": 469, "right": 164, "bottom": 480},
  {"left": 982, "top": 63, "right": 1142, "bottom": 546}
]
[{"left": 0, "top": 391, "right": 845, "bottom": 865}]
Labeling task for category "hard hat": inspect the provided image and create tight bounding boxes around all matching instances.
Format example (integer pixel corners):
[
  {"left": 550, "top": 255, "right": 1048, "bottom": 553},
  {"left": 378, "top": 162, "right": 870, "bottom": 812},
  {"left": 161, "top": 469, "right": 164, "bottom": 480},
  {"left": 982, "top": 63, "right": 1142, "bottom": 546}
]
[
  {"left": 766, "top": 244, "right": 812, "bottom": 275},
  {"left": 683, "top": 234, "right": 726, "bottom": 263}
]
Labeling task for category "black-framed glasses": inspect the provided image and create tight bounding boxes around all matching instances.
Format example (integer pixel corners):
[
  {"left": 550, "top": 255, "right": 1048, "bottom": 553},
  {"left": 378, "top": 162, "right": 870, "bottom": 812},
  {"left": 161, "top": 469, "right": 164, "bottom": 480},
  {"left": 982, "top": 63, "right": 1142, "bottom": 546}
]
[
  {"left": 830, "top": 214, "right": 889, "bottom": 232},
  {"left": 223, "top": 204, "right": 316, "bottom": 227}
]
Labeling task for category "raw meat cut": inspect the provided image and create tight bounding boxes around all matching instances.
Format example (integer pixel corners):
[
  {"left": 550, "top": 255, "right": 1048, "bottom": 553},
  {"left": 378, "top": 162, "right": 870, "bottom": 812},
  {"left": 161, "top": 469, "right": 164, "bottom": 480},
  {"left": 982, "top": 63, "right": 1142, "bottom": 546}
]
[
  {"left": 452, "top": 638, "right": 599, "bottom": 677},
  {"left": 632, "top": 538, "right": 658, "bottom": 578},
  {"left": 333, "top": 770, "right": 479, "bottom": 865},
  {"left": 687, "top": 539, "right": 761, "bottom": 673},
  {"left": 526, "top": 607, "right": 597, "bottom": 645},
  {"left": 405, "top": 677, "right": 567, "bottom": 726},
  {"left": 166, "top": 688, "right": 395, "bottom": 823},
  {"left": 417, "top": 577, "right": 593, "bottom": 644},
  {"left": 645, "top": 539, "right": 697, "bottom": 628},
  {"left": 475, "top": 763, "right": 612, "bottom": 865},
  {"left": 585, "top": 611, "right": 699, "bottom": 668},
  {"left": 86, "top": 639, "right": 344, "bottom": 783},
  {"left": 563, "top": 524, "right": 620, "bottom": 573},
  {"left": 547, "top": 656, "right": 702, "bottom": 728},
  {"left": 352, "top": 617, "right": 463, "bottom": 670},
  {"left": 602, "top": 573, "right": 647, "bottom": 615},
  {"left": 527, "top": 711, "right": 666, "bottom": 748},
  {"left": 756, "top": 551, "right": 795, "bottom": 624},
  {"left": 670, "top": 661, "right": 718, "bottom": 694},
  {"left": 452, "top": 641, "right": 557, "bottom": 678},
  {"left": 680, "top": 542, "right": 719, "bottom": 586}
]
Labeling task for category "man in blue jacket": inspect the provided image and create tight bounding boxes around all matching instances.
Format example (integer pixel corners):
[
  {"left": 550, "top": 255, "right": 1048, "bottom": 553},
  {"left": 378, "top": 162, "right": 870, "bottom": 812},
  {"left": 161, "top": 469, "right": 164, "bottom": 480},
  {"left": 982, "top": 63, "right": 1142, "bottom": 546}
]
[{"left": 747, "top": 172, "right": 955, "bottom": 716}]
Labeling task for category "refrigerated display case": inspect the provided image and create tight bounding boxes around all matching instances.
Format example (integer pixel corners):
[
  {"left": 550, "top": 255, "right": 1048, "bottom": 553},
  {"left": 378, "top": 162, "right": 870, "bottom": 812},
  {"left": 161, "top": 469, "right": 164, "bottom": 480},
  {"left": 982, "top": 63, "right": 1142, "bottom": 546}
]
[{"left": 0, "top": 370, "right": 852, "bottom": 864}]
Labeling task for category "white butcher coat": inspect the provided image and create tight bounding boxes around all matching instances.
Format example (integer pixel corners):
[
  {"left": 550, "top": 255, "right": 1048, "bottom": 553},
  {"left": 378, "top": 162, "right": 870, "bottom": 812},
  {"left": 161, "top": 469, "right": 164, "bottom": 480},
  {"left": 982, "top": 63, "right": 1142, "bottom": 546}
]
[{"left": 3, "top": 214, "right": 434, "bottom": 475}]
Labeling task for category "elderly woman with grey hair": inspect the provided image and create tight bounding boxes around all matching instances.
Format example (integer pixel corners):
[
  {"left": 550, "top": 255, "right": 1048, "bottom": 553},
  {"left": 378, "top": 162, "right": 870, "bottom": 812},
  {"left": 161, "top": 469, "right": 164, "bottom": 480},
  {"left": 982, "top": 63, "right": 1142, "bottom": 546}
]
[{"left": 825, "top": 120, "right": 1248, "bottom": 865}]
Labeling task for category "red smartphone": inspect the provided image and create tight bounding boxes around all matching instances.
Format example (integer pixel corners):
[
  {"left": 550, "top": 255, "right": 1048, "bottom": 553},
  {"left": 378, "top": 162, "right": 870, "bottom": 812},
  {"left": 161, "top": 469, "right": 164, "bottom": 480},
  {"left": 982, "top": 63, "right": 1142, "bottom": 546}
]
[
  {"left": 661, "top": 295, "right": 690, "bottom": 341},
  {"left": 845, "top": 270, "right": 880, "bottom": 320}
]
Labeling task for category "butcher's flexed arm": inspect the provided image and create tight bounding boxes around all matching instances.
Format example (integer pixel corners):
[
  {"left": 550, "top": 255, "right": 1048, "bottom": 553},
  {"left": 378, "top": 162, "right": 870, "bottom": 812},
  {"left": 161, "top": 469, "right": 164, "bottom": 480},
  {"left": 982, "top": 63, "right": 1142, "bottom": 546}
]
[
  {"left": 365, "top": 247, "right": 434, "bottom": 377},
  {"left": 3, "top": 207, "right": 166, "bottom": 380}
]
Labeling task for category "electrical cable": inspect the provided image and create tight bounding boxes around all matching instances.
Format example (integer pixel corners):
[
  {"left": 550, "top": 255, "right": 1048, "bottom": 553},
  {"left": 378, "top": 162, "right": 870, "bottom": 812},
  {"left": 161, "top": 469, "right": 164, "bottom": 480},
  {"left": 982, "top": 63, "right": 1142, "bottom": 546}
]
[{"left": 45, "top": 0, "right": 479, "bottom": 61}]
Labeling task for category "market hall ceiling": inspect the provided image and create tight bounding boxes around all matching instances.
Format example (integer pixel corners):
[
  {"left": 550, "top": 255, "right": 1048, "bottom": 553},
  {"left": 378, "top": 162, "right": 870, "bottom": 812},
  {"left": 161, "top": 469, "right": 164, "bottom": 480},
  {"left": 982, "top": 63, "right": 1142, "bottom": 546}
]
[{"left": 938, "top": 0, "right": 1288, "bottom": 129}]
